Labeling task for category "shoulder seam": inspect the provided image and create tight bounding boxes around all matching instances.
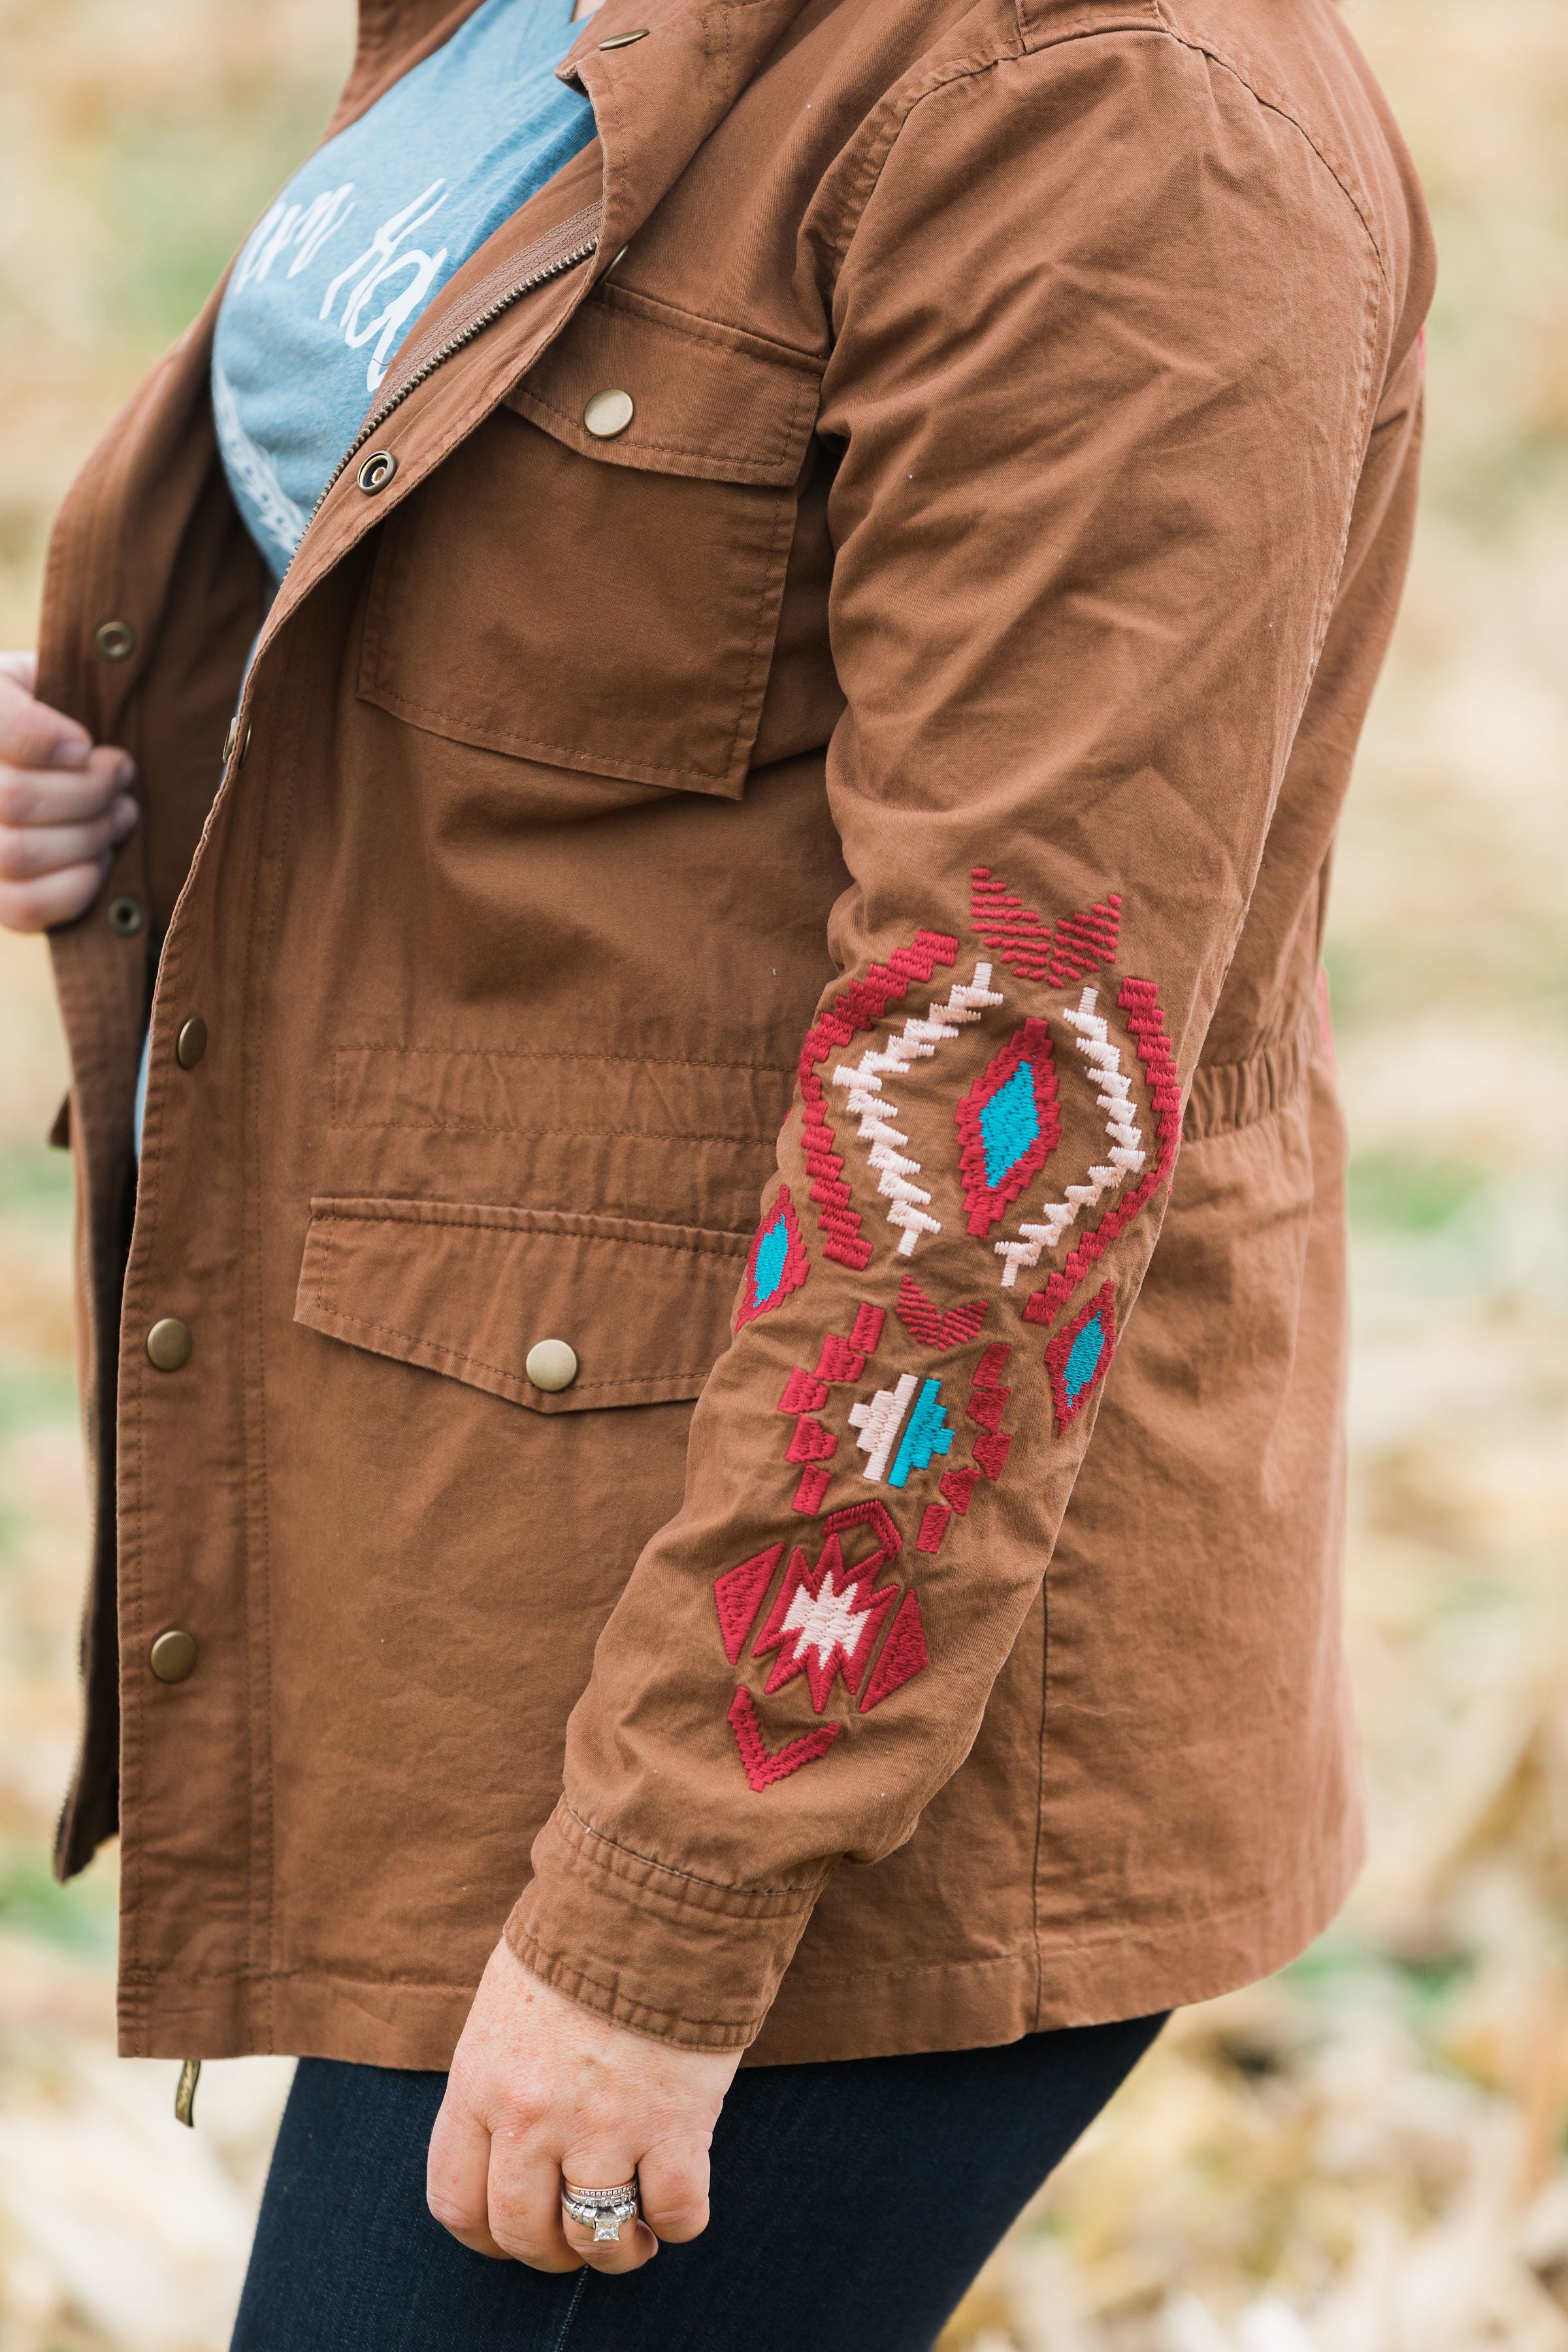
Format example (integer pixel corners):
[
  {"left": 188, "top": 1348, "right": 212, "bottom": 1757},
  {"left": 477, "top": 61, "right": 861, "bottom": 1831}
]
[{"left": 828, "top": 12, "right": 1391, "bottom": 299}]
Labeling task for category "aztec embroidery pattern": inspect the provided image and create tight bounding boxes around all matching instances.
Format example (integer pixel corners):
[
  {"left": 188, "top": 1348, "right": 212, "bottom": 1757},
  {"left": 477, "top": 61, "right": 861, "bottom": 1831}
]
[{"left": 717, "top": 872, "right": 1179, "bottom": 1789}]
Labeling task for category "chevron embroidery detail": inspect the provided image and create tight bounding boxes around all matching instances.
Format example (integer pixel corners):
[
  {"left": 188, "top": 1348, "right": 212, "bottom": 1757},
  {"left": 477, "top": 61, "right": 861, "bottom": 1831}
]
[
  {"left": 1023, "top": 977, "right": 1181, "bottom": 1325},
  {"left": 797, "top": 930, "right": 959, "bottom": 1271},
  {"left": 1045, "top": 1282, "right": 1117, "bottom": 1431},
  {"left": 828, "top": 962, "right": 1005, "bottom": 1262},
  {"left": 1048, "top": 896, "right": 1122, "bottom": 988},
  {"left": 968, "top": 867, "right": 1121, "bottom": 988},
  {"left": 956, "top": 1017, "right": 1062, "bottom": 1237},
  {"left": 969, "top": 868, "right": 1051, "bottom": 982},
  {"left": 728, "top": 1687, "right": 841, "bottom": 1790},
  {"left": 894, "top": 1275, "right": 988, "bottom": 1351},
  {"left": 736, "top": 1183, "right": 810, "bottom": 1328},
  {"left": 994, "top": 987, "right": 1146, "bottom": 1288},
  {"left": 859, "top": 1590, "right": 930, "bottom": 1712},
  {"left": 776, "top": 1302, "right": 889, "bottom": 1514},
  {"left": 887, "top": 1378, "right": 955, "bottom": 1489}
]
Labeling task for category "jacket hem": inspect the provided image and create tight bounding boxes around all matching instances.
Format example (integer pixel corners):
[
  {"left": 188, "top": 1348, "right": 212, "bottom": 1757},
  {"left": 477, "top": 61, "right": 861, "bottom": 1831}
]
[{"left": 116, "top": 1829, "right": 1364, "bottom": 2068}]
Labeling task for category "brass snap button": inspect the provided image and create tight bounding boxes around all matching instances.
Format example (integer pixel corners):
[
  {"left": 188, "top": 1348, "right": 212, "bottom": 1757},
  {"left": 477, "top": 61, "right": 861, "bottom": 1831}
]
[
  {"left": 106, "top": 894, "right": 144, "bottom": 937},
  {"left": 175, "top": 1017, "right": 208, "bottom": 1070},
  {"left": 525, "top": 1339, "right": 579, "bottom": 1394},
  {"left": 150, "top": 1629, "right": 199, "bottom": 1684},
  {"left": 583, "top": 389, "right": 634, "bottom": 440},
  {"left": 146, "top": 1317, "right": 193, "bottom": 1371},
  {"left": 598, "top": 27, "right": 649, "bottom": 46},
  {"left": 356, "top": 449, "right": 398, "bottom": 495},
  {"left": 94, "top": 619, "right": 137, "bottom": 662}
]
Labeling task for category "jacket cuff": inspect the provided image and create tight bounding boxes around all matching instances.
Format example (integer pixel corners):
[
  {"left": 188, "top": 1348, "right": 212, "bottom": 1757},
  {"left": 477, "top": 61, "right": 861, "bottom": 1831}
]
[{"left": 504, "top": 1797, "right": 825, "bottom": 2051}]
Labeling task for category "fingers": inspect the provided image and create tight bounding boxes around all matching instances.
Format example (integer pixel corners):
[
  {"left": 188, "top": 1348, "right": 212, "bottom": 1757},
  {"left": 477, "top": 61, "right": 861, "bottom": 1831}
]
[
  {"left": 555, "top": 2142, "right": 659, "bottom": 2276},
  {"left": 0, "top": 802, "right": 139, "bottom": 883},
  {"left": 0, "top": 745, "right": 137, "bottom": 935},
  {"left": 0, "top": 858, "right": 121, "bottom": 935},
  {"left": 427, "top": 2083, "right": 525, "bottom": 2264},
  {"left": 0, "top": 747, "right": 135, "bottom": 828},
  {"left": 636, "top": 2134, "right": 712, "bottom": 2246},
  {"left": 0, "top": 657, "right": 90, "bottom": 771}
]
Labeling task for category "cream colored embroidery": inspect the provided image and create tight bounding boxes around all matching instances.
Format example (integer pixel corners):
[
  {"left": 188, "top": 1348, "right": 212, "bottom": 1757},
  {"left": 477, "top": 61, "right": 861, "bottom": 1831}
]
[
  {"left": 995, "top": 988, "right": 1145, "bottom": 1288},
  {"left": 830, "top": 965, "right": 1005, "bottom": 1259}
]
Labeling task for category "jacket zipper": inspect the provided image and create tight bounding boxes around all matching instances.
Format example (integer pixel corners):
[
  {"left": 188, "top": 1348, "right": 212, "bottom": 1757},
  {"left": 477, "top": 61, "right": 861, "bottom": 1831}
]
[{"left": 306, "top": 200, "right": 605, "bottom": 526}]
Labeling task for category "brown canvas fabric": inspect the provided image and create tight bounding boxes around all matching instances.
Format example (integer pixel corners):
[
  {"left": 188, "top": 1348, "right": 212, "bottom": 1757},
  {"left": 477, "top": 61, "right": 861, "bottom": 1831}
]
[{"left": 39, "top": 0, "right": 1433, "bottom": 2066}]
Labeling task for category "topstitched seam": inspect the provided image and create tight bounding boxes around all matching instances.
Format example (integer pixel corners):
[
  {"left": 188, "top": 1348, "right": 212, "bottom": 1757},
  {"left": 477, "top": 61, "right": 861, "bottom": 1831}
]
[{"left": 560, "top": 1799, "right": 823, "bottom": 1905}]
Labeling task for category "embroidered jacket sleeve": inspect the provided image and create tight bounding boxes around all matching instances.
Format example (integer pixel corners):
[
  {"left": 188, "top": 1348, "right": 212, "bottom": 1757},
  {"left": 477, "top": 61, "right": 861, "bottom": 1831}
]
[{"left": 507, "top": 28, "right": 1403, "bottom": 2046}]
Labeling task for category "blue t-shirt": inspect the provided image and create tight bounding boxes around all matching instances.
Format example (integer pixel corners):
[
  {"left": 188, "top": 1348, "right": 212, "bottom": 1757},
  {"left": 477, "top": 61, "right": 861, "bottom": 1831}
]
[
  {"left": 212, "top": 0, "right": 595, "bottom": 582},
  {"left": 137, "top": 0, "right": 595, "bottom": 1160}
]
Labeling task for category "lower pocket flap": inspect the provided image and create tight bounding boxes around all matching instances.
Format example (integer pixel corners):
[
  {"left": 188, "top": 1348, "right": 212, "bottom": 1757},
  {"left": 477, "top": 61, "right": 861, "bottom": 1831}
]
[{"left": 294, "top": 1196, "right": 749, "bottom": 1413}]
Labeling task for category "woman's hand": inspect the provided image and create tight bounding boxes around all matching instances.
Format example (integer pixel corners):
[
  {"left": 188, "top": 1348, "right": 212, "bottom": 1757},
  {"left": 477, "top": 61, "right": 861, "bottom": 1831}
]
[
  {"left": 427, "top": 1938, "right": 742, "bottom": 2275},
  {"left": 0, "top": 651, "right": 139, "bottom": 934}
]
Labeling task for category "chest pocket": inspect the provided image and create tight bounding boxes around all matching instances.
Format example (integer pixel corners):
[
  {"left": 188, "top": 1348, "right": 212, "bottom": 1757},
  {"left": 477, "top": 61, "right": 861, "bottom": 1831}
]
[{"left": 357, "top": 283, "right": 823, "bottom": 798}]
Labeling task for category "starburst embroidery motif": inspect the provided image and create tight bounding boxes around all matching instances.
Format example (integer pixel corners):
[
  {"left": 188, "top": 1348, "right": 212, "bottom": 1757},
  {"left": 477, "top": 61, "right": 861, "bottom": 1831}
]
[{"left": 751, "top": 1533, "right": 900, "bottom": 1712}]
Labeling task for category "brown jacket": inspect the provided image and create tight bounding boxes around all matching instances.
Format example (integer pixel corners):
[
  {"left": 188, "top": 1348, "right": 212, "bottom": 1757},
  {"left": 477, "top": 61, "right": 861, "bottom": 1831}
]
[{"left": 43, "top": 0, "right": 1432, "bottom": 2066}]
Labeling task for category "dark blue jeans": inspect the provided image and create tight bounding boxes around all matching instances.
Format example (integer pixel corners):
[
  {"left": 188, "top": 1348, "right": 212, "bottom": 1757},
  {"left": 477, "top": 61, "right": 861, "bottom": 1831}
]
[{"left": 231, "top": 2014, "right": 1165, "bottom": 2351}]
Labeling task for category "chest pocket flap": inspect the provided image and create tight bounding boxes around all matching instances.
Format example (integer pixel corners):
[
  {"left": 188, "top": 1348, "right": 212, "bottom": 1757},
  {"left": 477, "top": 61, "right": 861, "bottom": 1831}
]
[{"left": 357, "top": 284, "right": 825, "bottom": 798}]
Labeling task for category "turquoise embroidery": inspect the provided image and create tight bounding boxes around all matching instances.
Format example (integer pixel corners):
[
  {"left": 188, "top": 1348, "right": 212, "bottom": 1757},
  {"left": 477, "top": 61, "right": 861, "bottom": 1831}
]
[
  {"left": 751, "top": 1215, "right": 791, "bottom": 1311},
  {"left": 1063, "top": 1317, "right": 1106, "bottom": 1405},
  {"left": 888, "top": 1378, "right": 956, "bottom": 1489},
  {"left": 978, "top": 1060, "right": 1041, "bottom": 1188}
]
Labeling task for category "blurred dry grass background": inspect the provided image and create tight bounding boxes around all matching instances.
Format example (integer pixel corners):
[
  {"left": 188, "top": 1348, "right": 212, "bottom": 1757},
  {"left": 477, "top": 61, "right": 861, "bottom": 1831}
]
[{"left": 0, "top": 0, "right": 1564, "bottom": 2344}]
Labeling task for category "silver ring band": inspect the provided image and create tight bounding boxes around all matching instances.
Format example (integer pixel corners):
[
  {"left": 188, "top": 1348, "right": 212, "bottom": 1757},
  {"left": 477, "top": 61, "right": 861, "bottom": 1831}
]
[{"left": 561, "top": 2178, "right": 640, "bottom": 2244}]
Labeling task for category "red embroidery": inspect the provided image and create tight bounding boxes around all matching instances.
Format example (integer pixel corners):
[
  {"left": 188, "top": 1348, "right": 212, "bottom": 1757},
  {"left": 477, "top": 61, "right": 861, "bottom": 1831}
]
[
  {"left": 1044, "top": 1282, "right": 1117, "bottom": 1432},
  {"left": 940, "top": 1465, "right": 980, "bottom": 1514},
  {"left": 972, "top": 1430, "right": 1012, "bottom": 1480},
  {"left": 955, "top": 1018, "right": 1062, "bottom": 1237},
  {"left": 916, "top": 1504, "right": 951, "bottom": 1554},
  {"left": 784, "top": 1415, "right": 837, "bottom": 1463},
  {"left": 965, "top": 1384, "right": 1010, "bottom": 1433},
  {"left": 712, "top": 1544, "right": 785, "bottom": 1665},
  {"left": 776, "top": 1305, "right": 889, "bottom": 1512},
  {"left": 894, "top": 1274, "right": 988, "bottom": 1352},
  {"left": 792, "top": 1465, "right": 832, "bottom": 1515},
  {"left": 736, "top": 1183, "right": 810, "bottom": 1330},
  {"left": 728, "top": 1687, "right": 841, "bottom": 1790},
  {"left": 751, "top": 1532, "right": 900, "bottom": 1712},
  {"left": 797, "top": 930, "right": 959, "bottom": 1269},
  {"left": 778, "top": 1367, "right": 829, "bottom": 1414},
  {"left": 973, "top": 1342, "right": 1014, "bottom": 1389},
  {"left": 1023, "top": 977, "right": 1181, "bottom": 1326},
  {"left": 1048, "top": 896, "right": 1122, "bottom": 989},
  {"left": 850, "top": 1303, "right": 886, "bottom": 1354},
  {"left": 860, "top": 1591, "right": 930, "bottom": 1712},
  {"left": 970, "top": 866, "right": 1122, "bottom": 992},
  {"left": 969, "top": 868, "right": 1051, "bottom": 983}
]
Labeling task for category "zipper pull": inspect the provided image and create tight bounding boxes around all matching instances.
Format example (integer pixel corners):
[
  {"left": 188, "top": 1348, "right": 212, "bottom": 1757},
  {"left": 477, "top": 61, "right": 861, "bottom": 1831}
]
[{"left": 174, "top": 2057, "right": 201, "bottom": 2127}]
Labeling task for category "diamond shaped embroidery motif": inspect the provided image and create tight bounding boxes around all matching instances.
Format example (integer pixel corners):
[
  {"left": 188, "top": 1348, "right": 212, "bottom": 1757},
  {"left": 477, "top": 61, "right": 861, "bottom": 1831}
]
[
  {"left": 1044, "top": 1282, "right": 1118, "bottom": 1433},
  {"left": 955, "top": 1018, "right": 1062, "bottom": 1239},
  {"left": 735, "top": 1184, "right": 810, "bottom": 1330}
]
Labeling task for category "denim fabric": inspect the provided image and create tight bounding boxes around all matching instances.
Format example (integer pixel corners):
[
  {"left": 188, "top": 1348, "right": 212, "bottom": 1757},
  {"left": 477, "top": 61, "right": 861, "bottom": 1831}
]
[{"left": 231, "top": 2014, "right": 1166, "bottom": 2351}]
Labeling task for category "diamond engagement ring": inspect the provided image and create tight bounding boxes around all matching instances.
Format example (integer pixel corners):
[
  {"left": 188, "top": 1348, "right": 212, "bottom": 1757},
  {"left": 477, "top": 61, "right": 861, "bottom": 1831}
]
[{"left": 561, "top": 2178, "right": 641, "bottom": 2243}]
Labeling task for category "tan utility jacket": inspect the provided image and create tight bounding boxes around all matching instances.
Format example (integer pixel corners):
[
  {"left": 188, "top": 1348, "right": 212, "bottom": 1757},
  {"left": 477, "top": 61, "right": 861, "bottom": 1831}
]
[{"left": 43, "top": 0, "right": 1432, "bottom": 2066}]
